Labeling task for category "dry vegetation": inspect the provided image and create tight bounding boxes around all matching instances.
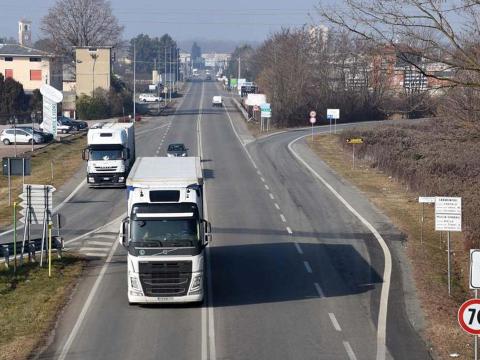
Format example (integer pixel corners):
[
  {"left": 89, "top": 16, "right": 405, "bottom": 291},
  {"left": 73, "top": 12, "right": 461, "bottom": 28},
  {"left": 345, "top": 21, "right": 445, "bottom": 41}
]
[
  {"left": 309, "top": 127, "right": 477, "bottom": 359},
  {"left": 0, "top": 133, "right": 87, "bottom": 228},
  {"left": 0, "top": 256, "right": 84, "bottom": 360}
]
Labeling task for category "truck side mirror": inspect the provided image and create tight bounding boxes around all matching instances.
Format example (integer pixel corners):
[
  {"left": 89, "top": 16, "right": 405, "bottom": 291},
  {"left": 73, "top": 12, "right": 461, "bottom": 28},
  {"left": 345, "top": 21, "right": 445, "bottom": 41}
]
[
  {"left": 202, "top": 220, "right": 212, "bottom": 247},
  {"left": 82, "top": 148, "right": 89, "bottom": 161},
  {"left": 119, "top": 217, "right": 129, "bottom": 247},
  {"left": 122, "top": 148, "right": 130, "bottom": 160}
]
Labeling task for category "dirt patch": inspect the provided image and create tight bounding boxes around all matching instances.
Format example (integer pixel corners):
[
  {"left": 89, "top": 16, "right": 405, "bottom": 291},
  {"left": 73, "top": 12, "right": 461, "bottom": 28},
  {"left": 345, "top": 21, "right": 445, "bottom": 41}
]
[
  {"left": 308, "top": 134, "right": 473, "bottom": 359},
  {"left": 0, "top": 256, "right": 85, "bottom": 360}
]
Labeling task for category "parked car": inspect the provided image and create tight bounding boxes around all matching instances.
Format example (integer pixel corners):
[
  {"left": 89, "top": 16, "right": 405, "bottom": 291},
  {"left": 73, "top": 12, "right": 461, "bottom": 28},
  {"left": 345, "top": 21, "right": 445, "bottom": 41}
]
[
  {"left": 13, "top": 125, "right": 53, "bottom": 143},
  {"left": 139, "top": 93, "right": 161, "bottom": 102},
  {"left": 167, "top": 143, "right": 188, "bottom": 157},
  {"left": 40, "top": 118, "right": 72, "bottom": 134},
  {"left": 58, "top": 116, "right": 88, "bottom": 131},
  {"left": 1, "top": 128, "right": 44, "bottom": 145}
]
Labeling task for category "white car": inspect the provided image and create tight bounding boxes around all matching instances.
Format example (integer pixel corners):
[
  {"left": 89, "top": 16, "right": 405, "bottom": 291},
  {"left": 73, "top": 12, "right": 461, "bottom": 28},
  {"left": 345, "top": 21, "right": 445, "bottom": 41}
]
[
  {"left": 212, "top": 96, "right": 223, "bottom": 107},
  {"left": 139, "top": 93, "right": 161, "bottom": 102},
  {"left": 1, "top": 128, "right": 43, "bottom": 145}
]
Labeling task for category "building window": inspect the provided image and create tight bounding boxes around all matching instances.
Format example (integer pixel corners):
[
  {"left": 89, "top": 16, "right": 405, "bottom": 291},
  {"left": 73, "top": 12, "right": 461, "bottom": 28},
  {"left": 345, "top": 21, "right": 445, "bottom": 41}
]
[
  {"left": 5, "top": 69, "right": 13, "bottom": 78},
  {"left": 5, "top": 57, "right": 13, "bottom": 62},
  {"left": 29, "top": 57, "right": 41, "bottom": 62},
  {"left": 30, "top": 70, "right": 42, "bottom": 81}
]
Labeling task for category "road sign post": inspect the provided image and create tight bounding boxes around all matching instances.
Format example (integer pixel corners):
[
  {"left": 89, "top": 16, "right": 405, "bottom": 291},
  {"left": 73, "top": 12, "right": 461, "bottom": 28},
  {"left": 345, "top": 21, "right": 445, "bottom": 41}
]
[
  {"left": 418, "top": 197, "right": 435, "bottom": 244},
  {"left": 346, "top": 138, "right": 363, "bottom": 169},
  {"left": 309, "top": 111, "right": 317, "bottom": 142},
  {"left": 260, "top": 103, "right": 271, "bottom": 132},
  {"left": 435, "top": 197, "right": 462, "bottom": 296},
  {"left": 327, "top": 109, "right": 340, "bottom": 134}
]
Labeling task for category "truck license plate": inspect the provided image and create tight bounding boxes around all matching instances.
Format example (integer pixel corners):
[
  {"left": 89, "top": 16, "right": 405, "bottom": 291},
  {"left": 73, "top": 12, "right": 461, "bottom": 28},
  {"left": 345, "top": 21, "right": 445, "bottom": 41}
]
[
  {"left": 103, "top": 177, "right": 110, "bottom": 181},
  {"left": 157, "top": 297, "right": 174, "bottom": 302}
]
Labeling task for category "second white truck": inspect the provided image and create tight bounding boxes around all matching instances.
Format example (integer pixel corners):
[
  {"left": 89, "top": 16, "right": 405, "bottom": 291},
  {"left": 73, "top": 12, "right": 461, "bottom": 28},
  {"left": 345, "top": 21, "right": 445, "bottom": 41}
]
[{"left": 82, "top": 122, "right": 136, "bottom": 187}]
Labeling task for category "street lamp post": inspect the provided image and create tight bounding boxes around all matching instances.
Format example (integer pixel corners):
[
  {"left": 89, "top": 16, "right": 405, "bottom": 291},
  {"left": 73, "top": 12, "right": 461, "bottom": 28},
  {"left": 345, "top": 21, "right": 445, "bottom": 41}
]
[{"left": 90, "top": 53, "right": 98, "bottom": 97}]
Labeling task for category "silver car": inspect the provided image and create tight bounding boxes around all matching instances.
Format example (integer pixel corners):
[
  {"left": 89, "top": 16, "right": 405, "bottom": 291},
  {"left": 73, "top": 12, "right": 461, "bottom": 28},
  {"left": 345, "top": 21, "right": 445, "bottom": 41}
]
[{"left": 1, "top": 128, "right": 44, "bottom": 145}]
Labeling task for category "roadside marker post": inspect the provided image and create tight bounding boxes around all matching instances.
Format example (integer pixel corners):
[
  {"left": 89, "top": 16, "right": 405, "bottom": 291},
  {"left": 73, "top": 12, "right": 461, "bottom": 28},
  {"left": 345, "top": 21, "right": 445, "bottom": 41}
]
[
  {"left": 13, "top": 202, "right": 17, "bottom": 274},
  {"left": 48, "top": 223, "right": 52, "bottom": 278},
  {"left": 346, "top": 138, "right": 363, "bottom": 169},
  {"left": 309, "top": 110, "right": 316, "bottom": 142},
  {"left": 418, "top": 197, "right": 435, "bottom": 244}
]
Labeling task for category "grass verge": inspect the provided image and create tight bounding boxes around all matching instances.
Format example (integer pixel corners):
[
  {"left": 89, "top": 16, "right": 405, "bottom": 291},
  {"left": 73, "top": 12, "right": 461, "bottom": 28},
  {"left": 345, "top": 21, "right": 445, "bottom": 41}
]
[
  {"left": 0, "top": 133, "right": 87, "bottom": 228},
  {"left": 307, "top": 134, "right": 471, "bottom": 359},
  {"left": 0, "top": 255, "right": 85, "bottom": 360}
]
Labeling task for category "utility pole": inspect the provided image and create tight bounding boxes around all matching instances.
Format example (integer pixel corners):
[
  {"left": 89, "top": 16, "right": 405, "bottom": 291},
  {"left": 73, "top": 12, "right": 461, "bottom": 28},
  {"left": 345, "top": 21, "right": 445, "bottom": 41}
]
[
  {"left": 169, "top": 46, "right": 172, "bottom": 102},
  {"left": 164, "top": 45, "right": 167, "bottom": 104},
  {"left": 133, "top": 41, "right": 136, "bottom": 120},
  {"left": 238, "top": 57, "right": 241, "bottom": 80}
]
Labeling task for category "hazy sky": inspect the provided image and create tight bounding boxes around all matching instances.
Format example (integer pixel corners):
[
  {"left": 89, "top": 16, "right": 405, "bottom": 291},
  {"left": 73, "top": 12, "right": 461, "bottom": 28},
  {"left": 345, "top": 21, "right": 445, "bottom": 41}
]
[{"left": 0, "top": 0, "right": 322, "bottom": 45}]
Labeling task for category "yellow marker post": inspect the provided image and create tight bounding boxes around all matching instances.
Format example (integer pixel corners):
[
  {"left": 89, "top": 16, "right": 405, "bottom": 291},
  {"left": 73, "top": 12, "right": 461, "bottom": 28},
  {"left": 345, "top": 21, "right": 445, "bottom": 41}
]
[
  {"left": 48, "top": 223, "right": 52, "bottom": 278},
  {"left": 346, "top": 138, "right": 364, "bottom": 169},
  {"left": 13, "top": 202, "right": 17, "bottom": 274}
]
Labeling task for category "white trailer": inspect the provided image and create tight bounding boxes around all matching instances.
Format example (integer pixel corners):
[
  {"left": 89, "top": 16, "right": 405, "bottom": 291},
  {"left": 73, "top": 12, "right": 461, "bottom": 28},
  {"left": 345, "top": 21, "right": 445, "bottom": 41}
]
[
  {"left": 119, "top": 157, "right": 211, "bottom": 304},
  {"left": 83, "top": 122, "right": 136, "bottom": 187}
]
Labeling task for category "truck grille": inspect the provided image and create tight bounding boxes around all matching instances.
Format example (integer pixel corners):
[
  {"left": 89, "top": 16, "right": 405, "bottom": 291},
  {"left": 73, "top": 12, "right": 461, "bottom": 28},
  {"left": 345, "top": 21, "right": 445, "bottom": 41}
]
[
  {"left": 139, "top": 261, "right": 192, "bottom": 297},
  {"left": 94, "top": 166, "right": 117, "bottom": 172}
]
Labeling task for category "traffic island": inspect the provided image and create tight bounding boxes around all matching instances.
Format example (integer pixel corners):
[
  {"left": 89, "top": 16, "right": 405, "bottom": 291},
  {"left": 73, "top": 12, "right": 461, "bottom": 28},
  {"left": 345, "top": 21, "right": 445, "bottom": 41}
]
[{"left": 0, "top": 255, "right": 85, "bottom": 360}]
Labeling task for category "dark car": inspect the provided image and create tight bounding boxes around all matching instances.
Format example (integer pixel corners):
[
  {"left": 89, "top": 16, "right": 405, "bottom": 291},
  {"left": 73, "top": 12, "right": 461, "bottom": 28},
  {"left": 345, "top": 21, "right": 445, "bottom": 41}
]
[
  {"left": 167, "top": 143, "right": 188, "bottom": 157},
  {"left": 59, "top": 116, "right": 88, "bottom": 131}
]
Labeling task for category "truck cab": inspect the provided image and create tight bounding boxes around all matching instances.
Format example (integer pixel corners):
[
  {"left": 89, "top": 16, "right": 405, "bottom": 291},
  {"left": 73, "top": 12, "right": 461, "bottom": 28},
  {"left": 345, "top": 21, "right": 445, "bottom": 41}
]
[
  {"left": 120, "top": 157, "right": 211, "bottom": 304},
  {"left": 83, "top": 123, "right": 135, "bottom": 187}
]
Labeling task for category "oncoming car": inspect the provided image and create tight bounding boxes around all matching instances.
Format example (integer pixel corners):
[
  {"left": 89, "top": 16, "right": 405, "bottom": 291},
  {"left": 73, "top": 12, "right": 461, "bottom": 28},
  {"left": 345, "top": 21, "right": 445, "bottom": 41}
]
[{"left": 167, "top": 143, "right": 188, "bottom": 157}]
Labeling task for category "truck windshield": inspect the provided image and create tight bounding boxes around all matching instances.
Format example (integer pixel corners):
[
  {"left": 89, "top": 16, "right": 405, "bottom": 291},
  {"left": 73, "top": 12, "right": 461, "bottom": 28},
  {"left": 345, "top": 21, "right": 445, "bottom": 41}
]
[
  {"left": 131, "top": 218, "right": 199, "bottom": 247},
  {"left": 90, "top": 149, "right": 123, "bottom": 161}
]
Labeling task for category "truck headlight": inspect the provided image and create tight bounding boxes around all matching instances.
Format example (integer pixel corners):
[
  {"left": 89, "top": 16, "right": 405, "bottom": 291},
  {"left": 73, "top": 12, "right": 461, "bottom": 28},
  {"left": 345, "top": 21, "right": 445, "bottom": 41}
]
[
  {"left": 119, "top": 176, "right": 125, "bottom": 182},
  {"left": 190, "top": 274, "right": 202, "bottom": 291},
  {"left": 130, "top": 277, "right": 140, "bottom": 290},
  {"left": 88, "top": 177, "right": 95, "bottom": 183},
  {"left": 182, "top": 153, "right": 186, "bottom": 157}
]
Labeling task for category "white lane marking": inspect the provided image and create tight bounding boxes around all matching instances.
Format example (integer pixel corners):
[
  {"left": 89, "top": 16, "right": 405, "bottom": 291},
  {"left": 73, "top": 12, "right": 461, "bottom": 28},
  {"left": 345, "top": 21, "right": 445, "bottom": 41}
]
[
  {"left": 260, "top": 177, "right": 265, "bottom": 182},
  {"left": 314, "top": 282, "right": 325, "bottom": 297},
  {"left": 86, "top": 241, "right": 112, "bottom": 246},
  {"left": 274, "top": 203, "right": 280, "bottom": 210},
  {"left": 280, "top": 214, "right": 287, "bottom": 223},
  {"left": 64, "top": 215, "right": 125, "bottom": 245},
  {"left": 288, "top": 135, "right": 391, "bottom": 360},
  {"left": 269, "top": 193, "right": 274, "bottom": 200},
  {"left": 58, "top": 238, "right": 120, "bottom": 360},
  {"left": 264, "top": 184, "right": 269, "bottom": 190},
  {"left": 294, "top": 242, "right": 303, "bottom": 254},
  {"left": 83, "top": 252, "right": 109, "bottom": 258},
  {"left": 79, "top": 247, "right": 110, "bottom": 252},
  {"left": 303, "top": 261, "right": 312, "bottom": 273},
  {"left": 286, "top": 226, "right": 293, "bottom": 235},
  {"left": 343, "top": 341, "right": 358, "bottom": 360},
  {"left": 197, "top": 82, "right": 217, "bottom": 360},
  {"left": 328, "top": 312, "right": 342, "bottom": 332}
]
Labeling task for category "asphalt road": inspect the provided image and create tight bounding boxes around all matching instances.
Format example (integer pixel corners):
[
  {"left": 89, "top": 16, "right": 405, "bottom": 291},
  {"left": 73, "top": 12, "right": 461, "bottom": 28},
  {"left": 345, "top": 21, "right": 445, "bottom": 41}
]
[{"left": 36, "top": 80, "right": 430, "bottom": 360}]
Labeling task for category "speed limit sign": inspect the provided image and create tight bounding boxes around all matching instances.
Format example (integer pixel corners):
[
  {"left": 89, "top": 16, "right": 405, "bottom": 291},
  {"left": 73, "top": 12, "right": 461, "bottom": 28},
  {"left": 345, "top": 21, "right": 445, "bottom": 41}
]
[
  {"left": 458, "top": 299, "right": 480, "bottom": 334},
  {"left": 309, "top": 110, "right": 316, "bottom": 118}
]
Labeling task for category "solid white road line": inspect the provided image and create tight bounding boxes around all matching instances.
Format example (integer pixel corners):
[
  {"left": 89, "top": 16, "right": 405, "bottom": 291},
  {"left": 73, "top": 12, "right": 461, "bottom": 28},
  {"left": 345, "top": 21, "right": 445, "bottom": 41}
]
[
  {"left": 197, "top": 82, "right": 217, "bottom": 360},
  {"left": 58, "top": 239, "right": 119, "bottom": 360},
  {"left": 280, "top": 214, "right": 287, "bottom": 223},
  {"left": 288, "top": 134, "right": 392, "bottom": 360},
  {"left": 328, "top": 312, "right": 342, "bottom": 332},
  {"left": 303, "top": 261, "right": 312, "bottom": 273},
  {"left": 286, "top": 226, "right": 293, "bottom": 235},
  {"left": 86, "top": 241, "right": 112, "bottom": 246},
  {"left": 274, "top": 203, "right": 280, "bottom": 210},
  {"left": 314, "top": 282, "right": 325, "bottom": 298},
  {"left": 343, "top": 341, "right": 358, "bottom": 360},
  {"left": 294, "top": 242, "right": 303, "bottom": 254}
]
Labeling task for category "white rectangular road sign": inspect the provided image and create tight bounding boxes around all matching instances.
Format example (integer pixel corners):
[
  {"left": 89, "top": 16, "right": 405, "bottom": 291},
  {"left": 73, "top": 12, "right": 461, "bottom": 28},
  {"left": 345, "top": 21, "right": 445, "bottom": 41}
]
[
  {"left": 435, "top": 197, "right": 462, "bottom": 214},
  {"left": 419, "top": 196, "right": 436, "bottom": 204},
  {"left": 470, "top": 250, "right": 480, "bottom": 289},
  {"left": 435, "top": 213, "right": 462, "bottom": 232},
  {"left": 327, "top": 108, "right": 340, "bottom": 120}
]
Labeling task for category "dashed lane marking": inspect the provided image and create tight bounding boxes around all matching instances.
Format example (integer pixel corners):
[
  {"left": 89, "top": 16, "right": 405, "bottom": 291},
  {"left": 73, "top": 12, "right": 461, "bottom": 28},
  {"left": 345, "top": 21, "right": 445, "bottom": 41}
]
[
  {"left": 274, "top": 203, "right": 280, "bottom": 210},
  {"left": 294, "top": 242, "right": 303, "bottom": 254},
  {"left": 269, "top": 193, "right": 274, "bottom": 200},
  {"left": 286, "top": 226, "right": 293, "bottom": 235},
  {"left": 343, "top": 341, "right": 358, "bottom": 360},
  {"left": 303, "top": 261, "right": 312, "bottom": 273},
  {"left": 280, "top": 214, "right": 287, "bottom": 223},
  {"left": 314, "top": 282, "right": 325, "bottom": 297},
  {"left": 329, "top": 313, "right": 342, "bottom": 332}
]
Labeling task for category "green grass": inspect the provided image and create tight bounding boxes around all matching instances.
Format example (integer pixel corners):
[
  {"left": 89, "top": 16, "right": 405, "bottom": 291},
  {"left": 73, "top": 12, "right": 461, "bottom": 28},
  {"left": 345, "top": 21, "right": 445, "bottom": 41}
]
[{"left": 0, "top": 255, "right": 84, "bottom": 360}]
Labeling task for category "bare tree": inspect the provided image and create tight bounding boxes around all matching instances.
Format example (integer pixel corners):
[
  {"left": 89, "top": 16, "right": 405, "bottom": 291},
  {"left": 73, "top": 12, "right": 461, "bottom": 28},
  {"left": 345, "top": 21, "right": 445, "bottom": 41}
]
[{"left": 41, "top": 0, "right": 123, "bottom": 58}]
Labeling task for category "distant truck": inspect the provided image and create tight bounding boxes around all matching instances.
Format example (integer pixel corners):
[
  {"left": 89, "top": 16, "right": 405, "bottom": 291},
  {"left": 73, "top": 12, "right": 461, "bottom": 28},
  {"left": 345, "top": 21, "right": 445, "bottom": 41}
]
[
  {"left": 82, "top": 123, "right": 136, "bottom": 187},
  {"left": 212, "top": 96, "right": 223, "bottom": 107},
  {"left": 119, "top": 157, "right": 211, "bottom": 304}
]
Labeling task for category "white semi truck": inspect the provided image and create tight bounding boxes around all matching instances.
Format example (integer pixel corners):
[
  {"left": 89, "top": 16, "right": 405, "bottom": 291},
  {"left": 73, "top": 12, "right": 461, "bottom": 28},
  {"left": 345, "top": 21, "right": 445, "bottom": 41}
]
[
  {"left": 82, "top": 123, "right": 136, "bottom": 187},
  {"left": 119, "top": 157, "right": 211, "bottom": 304}
]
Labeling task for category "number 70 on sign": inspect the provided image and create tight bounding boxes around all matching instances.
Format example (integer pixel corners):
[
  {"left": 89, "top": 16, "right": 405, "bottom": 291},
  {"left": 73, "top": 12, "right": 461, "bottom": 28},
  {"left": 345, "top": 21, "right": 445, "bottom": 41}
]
[{"left": 459, "top": 299, "right": 480, "bottom": 334}]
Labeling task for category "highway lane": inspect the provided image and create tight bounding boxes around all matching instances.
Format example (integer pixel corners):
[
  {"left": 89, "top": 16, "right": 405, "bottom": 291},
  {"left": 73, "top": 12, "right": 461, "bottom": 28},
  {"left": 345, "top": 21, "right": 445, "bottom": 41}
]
[
  {"left": 38, "top": 79, "right": 429, "bottom": 360},
  {"left": 39, "top": 81, "right": 204, "bottom": 360}
]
